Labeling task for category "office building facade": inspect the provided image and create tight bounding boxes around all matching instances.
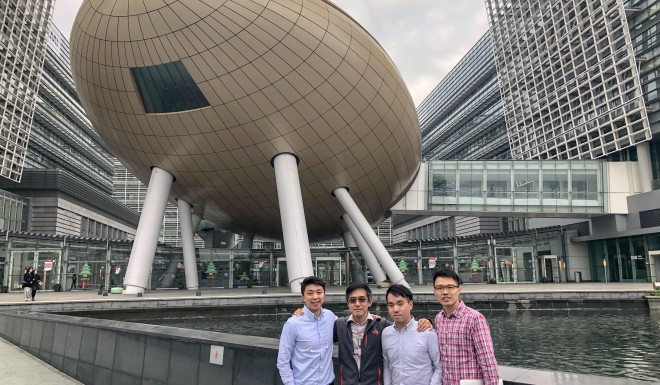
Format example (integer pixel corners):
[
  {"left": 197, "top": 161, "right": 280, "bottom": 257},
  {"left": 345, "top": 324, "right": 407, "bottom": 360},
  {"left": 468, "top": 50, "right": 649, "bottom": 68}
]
[
  {"left": 486, "top": 0, "right": 652, "bottom": 161},
  {"left": 0, "top": 22, "right": 138, "bottom": 241},
  {"left": 398, "top": 0, "right": 660, "bottom": 284},
  {"left": 0, "top": 0, "right": 53, "bottom": 182},
  {"left": 0, "top": 25, "right": 138, "bottom": 238}
]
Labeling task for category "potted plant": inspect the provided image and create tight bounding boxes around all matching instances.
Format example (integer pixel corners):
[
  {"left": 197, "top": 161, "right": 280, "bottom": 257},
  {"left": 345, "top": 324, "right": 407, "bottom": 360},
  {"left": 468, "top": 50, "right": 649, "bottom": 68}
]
[
  {"left": 0, "top": 285, "right": 8, "bottom": 293},
  {"left": 488, "top": 277, "right": 497, "bottom": 284},
  {"left": 52, "top": 283, "right": 62, "bottom": 292},
  {"left": 646, "top": 290, "right": 660, "bottom": 312}
]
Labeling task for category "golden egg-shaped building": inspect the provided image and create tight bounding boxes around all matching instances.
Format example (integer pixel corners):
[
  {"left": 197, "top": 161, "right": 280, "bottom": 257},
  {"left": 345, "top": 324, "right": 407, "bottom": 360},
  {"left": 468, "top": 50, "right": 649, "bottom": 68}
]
[{"left": 70, "top": 0, "right": 421, "bottom": 242}]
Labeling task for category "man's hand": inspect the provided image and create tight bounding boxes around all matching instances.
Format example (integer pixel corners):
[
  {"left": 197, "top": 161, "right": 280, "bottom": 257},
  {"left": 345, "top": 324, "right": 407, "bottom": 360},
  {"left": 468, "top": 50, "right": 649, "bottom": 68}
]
[
  {"left": 417, "top": 317, "right": 432, "bottom": 332},
  {"left": 291, "top": 308, "right": 304, "bottom": 317}
]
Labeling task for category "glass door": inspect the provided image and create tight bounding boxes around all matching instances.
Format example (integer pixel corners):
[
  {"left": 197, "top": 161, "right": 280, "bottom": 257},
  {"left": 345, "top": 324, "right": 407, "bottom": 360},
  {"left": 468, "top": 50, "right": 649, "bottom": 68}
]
[
  {"left": 275, "top": 257, "right": 288, "bottom": 287},
  {"left": 538, "top": 255, "right": 559, "bottom": 282},
  {"left": 516, "top": 249, "right": 535, "bottom": 282},
  {"left": 315, "top": 256, "right": 343, "bottom": 286},
  {"left": 495, "top": 247, "right": 514, "bottom": 283},
  {"left": 9, "top": 250, "right": 61, "bottom": 291},
  {"left": 9, "top": 251, "right": 35, "bottom": 291},
  {"left": 37, "top": 251, "right": 61, "bottom": 290}
]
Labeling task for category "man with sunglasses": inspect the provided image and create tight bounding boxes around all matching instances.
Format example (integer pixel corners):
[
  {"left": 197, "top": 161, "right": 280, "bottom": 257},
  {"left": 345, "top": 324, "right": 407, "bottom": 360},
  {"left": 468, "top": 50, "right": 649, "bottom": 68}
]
[
  {"left": 334, "top": 282, "right": 432, "bottom": 385},
  {"left": 433, "top": 269, "right": 500, "bottom": 385}
]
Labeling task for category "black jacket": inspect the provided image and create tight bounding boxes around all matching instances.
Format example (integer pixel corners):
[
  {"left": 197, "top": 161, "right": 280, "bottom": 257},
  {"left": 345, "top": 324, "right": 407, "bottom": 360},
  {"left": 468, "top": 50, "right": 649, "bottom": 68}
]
[
  {"left": 22, "top": 273, "right": 33, "bottom": 288},
  {"left": 334, "top": 316, "right": 392, "bottom": 385},
  {"left": 32, "top": 274, "right": 41, "bottom": 290}
]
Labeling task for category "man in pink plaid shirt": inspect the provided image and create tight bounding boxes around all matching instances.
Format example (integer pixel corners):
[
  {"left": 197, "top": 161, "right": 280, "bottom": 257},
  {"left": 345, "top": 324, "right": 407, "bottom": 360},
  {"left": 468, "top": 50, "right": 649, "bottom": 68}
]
[{"left": 433, "top": 269, "right": 500, "bottom": 385}]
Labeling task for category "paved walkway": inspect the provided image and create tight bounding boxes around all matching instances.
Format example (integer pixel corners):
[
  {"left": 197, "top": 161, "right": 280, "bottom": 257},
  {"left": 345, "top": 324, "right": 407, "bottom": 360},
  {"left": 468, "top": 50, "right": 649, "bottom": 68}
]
[
  {"left": 0, "top": 336, "right": 81, "bottom": 384},
  {"left": 0, "top": 282, "right": 654, "bottom": 305}
]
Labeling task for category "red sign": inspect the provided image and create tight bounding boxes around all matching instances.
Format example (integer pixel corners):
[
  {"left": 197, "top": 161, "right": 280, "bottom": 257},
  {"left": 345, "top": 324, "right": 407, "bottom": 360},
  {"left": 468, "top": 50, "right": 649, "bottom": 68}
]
[
  {"left": 429, "top": 257, "right": 436, "bottom": 269},
  {"left": 44, "top": 258, "right": 54, "bottom": 272}
]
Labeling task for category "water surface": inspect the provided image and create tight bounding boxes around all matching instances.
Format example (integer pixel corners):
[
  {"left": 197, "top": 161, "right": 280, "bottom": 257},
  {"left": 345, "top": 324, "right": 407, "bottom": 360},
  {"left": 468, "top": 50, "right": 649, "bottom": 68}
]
[{"left": 79, "top": 307, "right": 660, "bottom": 382}]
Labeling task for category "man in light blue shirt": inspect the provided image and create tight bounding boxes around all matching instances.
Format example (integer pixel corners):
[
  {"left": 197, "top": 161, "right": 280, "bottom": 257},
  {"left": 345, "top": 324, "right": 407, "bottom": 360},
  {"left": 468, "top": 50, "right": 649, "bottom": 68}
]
[
  {"left": 277, "top": 276, "right": 337, "bottom": 385},
  {"left": 382, "top": 284, "right": 442, "bottom": 385}
]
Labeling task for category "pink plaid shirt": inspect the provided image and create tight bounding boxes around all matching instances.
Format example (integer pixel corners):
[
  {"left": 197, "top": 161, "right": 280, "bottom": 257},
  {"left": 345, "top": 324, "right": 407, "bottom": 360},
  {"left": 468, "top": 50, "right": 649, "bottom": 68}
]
[{"left": 434, "top": 301, "right": 499, "bottom": 385}]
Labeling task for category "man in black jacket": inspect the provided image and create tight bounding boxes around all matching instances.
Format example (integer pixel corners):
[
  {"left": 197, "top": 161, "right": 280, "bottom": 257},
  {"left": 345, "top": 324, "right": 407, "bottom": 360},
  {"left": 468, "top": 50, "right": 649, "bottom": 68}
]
[{"left": 333, "top": 283, "right": 432, "bottom": 385}]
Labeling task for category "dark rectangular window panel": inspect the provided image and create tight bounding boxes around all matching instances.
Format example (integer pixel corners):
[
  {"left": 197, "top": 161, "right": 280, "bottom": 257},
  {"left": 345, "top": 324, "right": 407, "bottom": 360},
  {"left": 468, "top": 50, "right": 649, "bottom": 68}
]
[
  {"left": 640, "top": 208, "right": 660, "bottom": 228},
  {"left": 131, "top": 61, "right": 209, "bottom": 113}
]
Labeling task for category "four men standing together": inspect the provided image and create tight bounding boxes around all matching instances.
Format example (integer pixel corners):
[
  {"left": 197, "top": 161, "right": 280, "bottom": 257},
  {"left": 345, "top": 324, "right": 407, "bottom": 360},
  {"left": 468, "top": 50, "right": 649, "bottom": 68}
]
[{"left": 278, "top": 270, "right": 500, "bottom": 385}]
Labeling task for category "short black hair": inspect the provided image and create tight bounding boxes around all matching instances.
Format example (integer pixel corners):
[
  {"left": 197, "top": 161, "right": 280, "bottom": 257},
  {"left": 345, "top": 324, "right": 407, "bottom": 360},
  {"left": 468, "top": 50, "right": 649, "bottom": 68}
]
[
  {"left": 432, "top": 269, "right": 462, "bottom": 286},
  {"left": 385, "top": 284, "right": 413, "bottom": 302},
  {"left": 345, "top": 282, "right": 372, "bottom": 302},
  {"left": 301, "top": 276, "right": 325, "bottom": 294}
]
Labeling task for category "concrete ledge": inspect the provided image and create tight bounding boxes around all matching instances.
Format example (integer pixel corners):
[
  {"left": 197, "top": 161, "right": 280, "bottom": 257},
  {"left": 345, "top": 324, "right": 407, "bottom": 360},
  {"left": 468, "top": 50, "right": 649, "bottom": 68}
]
[
  {"left": 645, "top": 296, "right": 660, "bottom": 311},
  {"left": 0, "top": 289, "right": 651, "bottom": 313},
  {"left": 0, "top": 310, "right": 654, "bottom": 385}
]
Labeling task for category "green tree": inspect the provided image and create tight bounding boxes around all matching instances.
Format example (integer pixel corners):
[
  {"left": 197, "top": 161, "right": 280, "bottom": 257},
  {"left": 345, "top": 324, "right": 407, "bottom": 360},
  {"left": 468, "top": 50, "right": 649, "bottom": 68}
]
[
  {"left": 80, "top": 262, "right": 92, "bottom": 279},
  {"left": 206, "top": 261, "right": 217, "bottom": 276},
  {"left": 470, "top": 257, "right": 481, "bottom": 273}
]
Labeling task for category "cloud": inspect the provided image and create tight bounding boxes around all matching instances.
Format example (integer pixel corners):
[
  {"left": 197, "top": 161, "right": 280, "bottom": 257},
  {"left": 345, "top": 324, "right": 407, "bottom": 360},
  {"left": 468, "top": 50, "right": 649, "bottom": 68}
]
[
  {"left": 52, "top": 0, "right": 489, "bottom": 106},
  {"left": 332, "top": 0, "right": 489, "bottom": 106}
]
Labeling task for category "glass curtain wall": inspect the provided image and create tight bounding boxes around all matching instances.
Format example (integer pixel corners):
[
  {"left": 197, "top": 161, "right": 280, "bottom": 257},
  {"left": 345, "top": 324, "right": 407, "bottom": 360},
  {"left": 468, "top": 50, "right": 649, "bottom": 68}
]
[
  {"left": 590, "top": 235, "right": 656, "bottom": 283},
  {"left": 428, "top": 160, "right": 605, "bottom": 214},
  {"left": 2, "top": 230, "right": 655, "bottom": 290}
]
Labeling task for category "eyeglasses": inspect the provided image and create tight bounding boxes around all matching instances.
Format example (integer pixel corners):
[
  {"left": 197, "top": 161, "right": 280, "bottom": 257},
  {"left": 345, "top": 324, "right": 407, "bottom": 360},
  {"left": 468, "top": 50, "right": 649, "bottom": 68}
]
[
  {"left": 434, "top": 285, "right": 459, "bottom": 292},
  {"left": 348, "top": 297, "right": 369, "bottom": 304}
]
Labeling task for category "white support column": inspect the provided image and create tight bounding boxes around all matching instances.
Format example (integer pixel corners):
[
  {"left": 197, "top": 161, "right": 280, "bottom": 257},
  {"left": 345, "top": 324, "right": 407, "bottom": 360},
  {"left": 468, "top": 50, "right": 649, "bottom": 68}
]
[
  {"left": 178, "top": 199, "right": 199, "bottom": 290},
  {"left": 124, "top": 167, "right": 173, "bottom": 294},
  {"left": 636, "top": 141, "right": 653, "bottom": 193},
  {"left": 334, "top": 188, "right": 408, "bottom": 287},
  {"left": 342, "top": 231, "right": 356, "bottom": 248},
  {"left": 342, "top": 214, "right": 387, "bottom": 286},
  {"left": 191, "top": 213, "right": 202, "bottom": 234},
  {"left": 273, "top": 153, "right": 314, "bottom": 293}
]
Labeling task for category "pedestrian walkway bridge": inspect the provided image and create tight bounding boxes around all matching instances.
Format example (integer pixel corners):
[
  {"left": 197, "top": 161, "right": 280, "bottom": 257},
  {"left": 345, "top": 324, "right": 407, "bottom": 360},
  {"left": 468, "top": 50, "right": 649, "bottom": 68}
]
[{"left": 392, "top": 160, "right": 643, "bottom": 217}]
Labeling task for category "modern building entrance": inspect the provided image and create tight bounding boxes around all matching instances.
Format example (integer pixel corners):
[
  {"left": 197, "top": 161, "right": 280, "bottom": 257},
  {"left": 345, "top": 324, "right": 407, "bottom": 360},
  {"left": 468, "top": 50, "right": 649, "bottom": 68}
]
[
  {"left": 538, "top": 255, "right": 560, "bottom": 283},
  {"left": 8, "top": 249, "right": 61, "bottom": 290}
]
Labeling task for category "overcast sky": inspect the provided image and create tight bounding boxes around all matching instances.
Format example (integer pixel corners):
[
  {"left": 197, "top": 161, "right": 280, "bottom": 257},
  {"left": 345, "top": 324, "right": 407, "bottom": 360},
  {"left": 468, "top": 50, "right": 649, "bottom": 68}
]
[{"left": 52, "top": 0, "right": 489, "bottom": 106}]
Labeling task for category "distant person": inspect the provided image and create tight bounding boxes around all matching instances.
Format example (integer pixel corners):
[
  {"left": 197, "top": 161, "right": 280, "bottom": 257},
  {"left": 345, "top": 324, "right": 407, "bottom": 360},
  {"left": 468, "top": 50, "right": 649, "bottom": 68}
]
[
  {"left": 277, "top": 276, "right": 336, "bottom": 385},
  {"left": 70, "top": 274, "right": 77, "bottom": 290},
  {"left": 31, "top": 268, "right": 42, "bottom": 301},
  {"left": 382, "top": 284, "right": 441, "bottom": 385},
  {"left": 22, "top": 267, "right": 33, "bottom": 302},
  {"left": 334, "top": 282, "right": 433, "bottom": 385},
  {"left": 433, "top": 269, "right": 500, "bottom": 385}
]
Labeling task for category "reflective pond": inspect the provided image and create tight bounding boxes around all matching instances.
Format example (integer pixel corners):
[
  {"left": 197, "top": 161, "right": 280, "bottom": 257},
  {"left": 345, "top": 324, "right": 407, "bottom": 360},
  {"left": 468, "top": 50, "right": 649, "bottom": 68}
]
[{"left": 79, "top": 307, "right": 660, "bottom": 383}]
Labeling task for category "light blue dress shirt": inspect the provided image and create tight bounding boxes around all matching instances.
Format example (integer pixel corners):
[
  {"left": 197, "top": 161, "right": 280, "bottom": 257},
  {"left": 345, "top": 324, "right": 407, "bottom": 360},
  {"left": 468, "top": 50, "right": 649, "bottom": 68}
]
[
  {"left": 382, "top": 318, "right": 442, "bottom": 385},
  {"left": 277, "top": 306, "right": 337, "bottom": 385}
]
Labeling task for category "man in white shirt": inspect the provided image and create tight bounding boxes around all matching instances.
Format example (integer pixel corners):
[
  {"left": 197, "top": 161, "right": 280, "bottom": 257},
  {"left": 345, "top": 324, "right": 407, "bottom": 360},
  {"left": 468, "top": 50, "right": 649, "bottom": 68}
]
[
  {"left": 277, "top": 276, "right": 337, "bottom": 385},
  {"left": 382, "top": 284, "right": 442, "bottom": 385}
]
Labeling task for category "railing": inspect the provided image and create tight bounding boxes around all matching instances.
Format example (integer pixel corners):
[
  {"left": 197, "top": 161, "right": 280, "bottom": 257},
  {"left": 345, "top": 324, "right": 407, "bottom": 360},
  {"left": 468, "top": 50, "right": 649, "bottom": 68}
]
[{"left": 429, "top": 189, "right": 605, "bottom": 214}]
